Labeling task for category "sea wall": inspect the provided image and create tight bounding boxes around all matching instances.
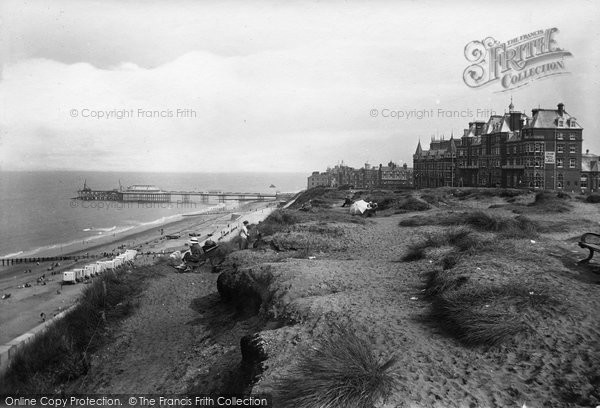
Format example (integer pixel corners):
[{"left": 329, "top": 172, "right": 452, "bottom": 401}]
[{"left": 0, "top": 306, "right": 75, "bottom": 375}]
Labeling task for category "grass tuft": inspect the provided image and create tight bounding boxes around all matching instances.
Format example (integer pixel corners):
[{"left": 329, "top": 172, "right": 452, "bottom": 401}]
[
  {"left": 528, "top": 192, "right": 572, "bottom": 212},
  {"left": 426, "top": 283, "right": 553, "bottom": 347},
  {"left": 393, "top": 197, "right": 431, "bottom": 213},
  {"left": 402, "top": 228, "right": 482, "bottom": 262},
  {"left": 401, "top": 245, "right": 426, "bottom": 262},
  {"left": 275, "top": 325, "right": 398, "bottom": 408},
  {"left": 423, "top": 269, "right": 469, "bottom": 298},
  {"left": 586, "top": 194, "right": 600, "bottom": 203}
]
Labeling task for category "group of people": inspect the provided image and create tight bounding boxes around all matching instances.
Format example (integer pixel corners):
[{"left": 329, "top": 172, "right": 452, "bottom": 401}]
[
  {"left": 176, "top": 220, "right": 251, "bottom": 271},
  {"left": 342, "top": 196, "right": 379, "bottom": 217}
]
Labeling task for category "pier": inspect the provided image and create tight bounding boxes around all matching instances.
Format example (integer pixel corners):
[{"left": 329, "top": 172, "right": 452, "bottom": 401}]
[{"left": 77, "top": 185, "right": 279, "bottom": 203}]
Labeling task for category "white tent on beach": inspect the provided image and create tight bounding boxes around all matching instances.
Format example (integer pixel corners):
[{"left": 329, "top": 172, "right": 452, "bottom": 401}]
[{"left": 349, "top": 200, "right": 369, "bottom": 215}]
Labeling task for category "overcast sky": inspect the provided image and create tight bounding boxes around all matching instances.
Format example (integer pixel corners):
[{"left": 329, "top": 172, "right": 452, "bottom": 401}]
[{"left": 1, "top": 0, "right": 599, "bottom": 173}]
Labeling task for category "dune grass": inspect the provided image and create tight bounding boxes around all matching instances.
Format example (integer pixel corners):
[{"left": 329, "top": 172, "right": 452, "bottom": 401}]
[
  {"left": 586, "top": 194, "right": 600, "bottom": 203},
  {"left": 393, "top": 196, "right": 431, "bottom": 213},
  {"left": 401, "top": 227, "right": 483, "bottom": 262},
  {"left": 423, "top": 269, "right": 470, "bottom": 298},
  {"left": 0, "top": 266, "right": 160, "bottom": 393},
  {"left": 400, "top": 210, "right": 542, "bottom": 239},
  {"left": 256, "top": 210, "right": 299, "bottom": 236},
  {"left": 427, "top": 284, "right": 552, "bottom": 347},
  {"left": 275, "top": 325, "right": 398, "bottom": 408},
  {"left": 527, "top": 192, "right": 573, "bottom": 213}
]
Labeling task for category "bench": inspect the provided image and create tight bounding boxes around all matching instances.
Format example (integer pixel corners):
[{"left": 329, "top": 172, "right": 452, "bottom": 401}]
[{"left": 578, "top": 233, "right": 600, "bottom": 263}]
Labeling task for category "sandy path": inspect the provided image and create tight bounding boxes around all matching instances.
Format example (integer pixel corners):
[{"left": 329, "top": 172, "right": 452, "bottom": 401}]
[{"left": 75, "top": 270, "right": 219, "bottom": 393}]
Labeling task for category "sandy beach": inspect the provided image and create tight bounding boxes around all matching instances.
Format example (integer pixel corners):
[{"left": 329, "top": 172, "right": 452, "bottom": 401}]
[{"left": 0, "top": 200, "right": 277, "bottom": 345}]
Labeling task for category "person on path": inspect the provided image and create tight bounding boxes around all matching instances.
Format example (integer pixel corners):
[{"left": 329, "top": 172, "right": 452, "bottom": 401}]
[{"left": 239, "top": 221, "right": 250, "bottom": 249}]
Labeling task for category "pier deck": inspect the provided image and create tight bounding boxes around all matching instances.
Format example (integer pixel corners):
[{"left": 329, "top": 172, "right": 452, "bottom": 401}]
[{"left": 76, "top": 190, "right": 279, "bottom": 202}]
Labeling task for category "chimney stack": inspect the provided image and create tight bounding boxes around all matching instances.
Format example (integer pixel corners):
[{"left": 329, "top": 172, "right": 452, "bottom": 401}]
[{"left": 557, "top": 103, "right": 564, "bottom": 115}]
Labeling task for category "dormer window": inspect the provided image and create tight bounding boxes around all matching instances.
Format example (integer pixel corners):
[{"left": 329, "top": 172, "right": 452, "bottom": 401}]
[
  {"left": 570, "top": 118, "right": 577, "bottom": 128},
  {"left": 557, "top": 118, "right": 565, "bottom": 127}
]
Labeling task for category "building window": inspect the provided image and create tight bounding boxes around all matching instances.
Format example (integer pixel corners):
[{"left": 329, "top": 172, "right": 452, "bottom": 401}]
[
  {"left": 569, "top": 145, "right": 576, "bottom": 154},
  {"left": 569, "top": 158, "right": 576, "bottom": 168},
  {"left": 558, "top": 119, "right": 565, "bottom": 127},
  {"left": 557, "top": 173, "right": 564, "bottom": 189},
  {"left": 534, "top": 159, "right": 541, "bottom": 168},
  {"left": 534, "top": 173, "right": 543, "bottom": 188},
  {"left": 570, "top": 120, "right": 577, "bottom": 128},
  {"left": 569, "top": 134, "right": 576, "bottom": 141},
  {"left": 557, "top": 144, "right": 564, "bottom": 153},
  {"left": 582, "top": 175, "right": 588, "bottom": 188},
  {"left": 557, "top": 133, "right": 564, "bottom": 140},
  {"left": 557, "top": 158, "right": 563, "bottom": 168}
]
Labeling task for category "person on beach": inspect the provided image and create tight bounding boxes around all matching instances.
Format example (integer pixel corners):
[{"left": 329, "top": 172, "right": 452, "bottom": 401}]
[
  {"left": 239, "top": 221, "right": 250, "bottom": 249},
  {"left": 180, "top": 237, "right": 203, "bottom": 268}
]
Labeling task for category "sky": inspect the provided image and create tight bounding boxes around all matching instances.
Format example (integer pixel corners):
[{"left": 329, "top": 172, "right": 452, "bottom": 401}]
[{"left": 0, "top": 0, "right": 599, "bottom": 173}]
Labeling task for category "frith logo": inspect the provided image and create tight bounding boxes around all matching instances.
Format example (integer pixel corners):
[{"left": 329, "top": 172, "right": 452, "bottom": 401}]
[{"left": 463, "top": 28, "right": 572, "bottom": 91}]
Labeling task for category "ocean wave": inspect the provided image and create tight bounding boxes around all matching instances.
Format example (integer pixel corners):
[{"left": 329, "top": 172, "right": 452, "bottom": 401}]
[
  {"left": 136, "top": 214, "right": 184, "bottom": 227},
  {"left": 2, "top": 225, "right": 136, "bottom": 259},
  {"left": 83, "top": 226, "right": 117, "bottom": 232},
  {"left": 0, "top": 250, "right": 24, "bottom": 259}
]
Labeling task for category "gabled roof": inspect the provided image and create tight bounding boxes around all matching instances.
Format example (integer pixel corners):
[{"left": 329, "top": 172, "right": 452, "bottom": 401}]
[
  {"left": 528, "top": 109, "right": 582, "bottom": 129},
  {"left": 499, "top": 117, "right": 513, "bottom": 133},
  {"left": 483, "top": 115, "right": 505, "bottom": 134}
]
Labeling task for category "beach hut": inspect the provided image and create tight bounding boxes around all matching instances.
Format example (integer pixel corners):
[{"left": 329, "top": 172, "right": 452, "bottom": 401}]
[
  {"left": 92, "top": 263, "right": 101, "bottom": 275},
  {"left": 84, "top": 264, "right": 97, "bottom": 278},
  {"left": 73, "top": 268, "right": 85, "bottom": 282},
  {"left": 125, "top": 249, "right": 137, "bottom": 261},
  {"left": 95, "top": 262, "right": 106, "bottom": 273},
  {"left": 62, "top": 270, "right": 77, "bottom": 284}
]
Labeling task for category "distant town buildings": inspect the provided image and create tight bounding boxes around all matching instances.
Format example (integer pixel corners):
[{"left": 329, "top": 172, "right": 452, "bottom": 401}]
[
  {"left": 413, "top": 102, "right": 598, "bottom": 191},
  {"left": 307, "top": 160, "right": 413, "bottom": 190}
]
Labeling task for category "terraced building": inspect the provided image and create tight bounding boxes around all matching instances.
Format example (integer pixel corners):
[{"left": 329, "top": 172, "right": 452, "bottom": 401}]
[{"left": 413, "top": 102, "right": 588, "bottom": 191}]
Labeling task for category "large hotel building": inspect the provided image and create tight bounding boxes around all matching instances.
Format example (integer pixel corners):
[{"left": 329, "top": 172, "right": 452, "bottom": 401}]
[{"left": 412, "top": 102, "right": 598, "bottom": 191}]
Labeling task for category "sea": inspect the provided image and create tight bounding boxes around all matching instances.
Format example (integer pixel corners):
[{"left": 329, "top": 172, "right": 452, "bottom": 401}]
[{"left": 0, "top": 171, "right": 306, "bottom": 260}]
